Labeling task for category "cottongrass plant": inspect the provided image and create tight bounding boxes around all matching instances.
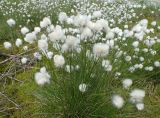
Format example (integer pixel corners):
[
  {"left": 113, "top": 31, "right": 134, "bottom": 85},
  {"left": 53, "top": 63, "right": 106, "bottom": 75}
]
[
  {"left": 2, "top": 0, "right": 160, "bottom": 117},
  {"left": 5, "top": 11, "right": 158, "bottom": 117}
]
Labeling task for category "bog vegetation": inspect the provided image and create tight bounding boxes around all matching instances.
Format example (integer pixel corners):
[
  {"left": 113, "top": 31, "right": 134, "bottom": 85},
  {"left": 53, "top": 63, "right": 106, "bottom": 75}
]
[{"left": 0, "top": 0, "right": 160, "bottom": 118}]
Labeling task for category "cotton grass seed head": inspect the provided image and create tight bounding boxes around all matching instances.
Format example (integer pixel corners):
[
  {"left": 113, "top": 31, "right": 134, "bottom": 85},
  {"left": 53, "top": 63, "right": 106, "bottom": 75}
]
[
  {"left": 93, "top": 43, "right": 109, "bottom": 58},
  {"left": 4, "top": 42, "right": 12, "bottom": 49},
  {"left": 112, "top": 95, "right": 124, "bottom": 109},
  {"left": 130, "top": 89, "right": 145, "bottom": 104},
  {"left": 54, "top": 55, "right": 65, "bottom": 68},
  {"left": 7, "top": 18, "right": 16, "bottom": 27},
  {"left": 35, "top": 67, "right": 50, "bottom": 86},
  {"left": 79, "top": 83, "right": 87, "bottom": 93},
  {"left": 122, "top": 79, "right": 133, "bottom": 89}
]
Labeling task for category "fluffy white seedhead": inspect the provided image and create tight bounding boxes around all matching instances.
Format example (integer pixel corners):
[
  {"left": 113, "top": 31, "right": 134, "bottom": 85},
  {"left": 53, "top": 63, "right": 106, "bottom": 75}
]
[
  {"left": 132, "top": 41, "right": 139, "bottom": 48},
  {"left": 151, "top": 21, "right": 156, "bottom": 26},
  {"left": 65, "top": 65, "right": 74, "bottom": 73},
  {"left": 21, "top": 27, "right": 29, "bottom": 35},
  {"left": 136, "top": 103, "right": 144, "bottom": 111},
  {"left": 112, "top": 27, "right": 123, "bottom": 36},
  {"left": 140, "top": 19, "right": 148, "bottom": 26},
  {"left": 74, "top": 14, "right": 90, "bottom": 27},
  {"left": 139, "top": 57, "right": 144, "bottom": 62},
  {"left": 93, "top": 43, "right": 109, "bottom": 57},
  {"left": 23, "top": 46, "right": 28, "bottom": 51},
  {"left": 4, "top": 42, "right": 12, "bottom": 49},
  {"left": 124, "top": 25, "right": 128, "bottom": 29},
  {"left": 92, "top": 11, "right": 102, "bottom": 18},
  {"left": 41, "top": 34, "right": 48, "bottom": 40},
  {"left": 34, "top": 27, "right": 41, "bottom": 34},
  {"left": 59, "top": 12, "right": 68, "bottom": 23},
  {"left": 154, "top": 61, "right": 160, "bottom": 67},
  {"left": 47, "top": 25, "right": 54, "bottom": 33},
  {"left": 49, "top": 26, "right": 65, "bottom": 42},
  {"left": 24, "top": 32, "right": 36, "bottom": 44},
  {"left": 79, "top": 83, "right": 87, "bottom": 93},
  {"left": 35, "top": 67, "right": 50, "bottom": 86},
  {"left": 102, "top": 60, "right": 112, "bottom": 71},
  {"left": 130, "top": 89, "right": 145, "bottom": 103},
  {"left": 65, "top": 35, "right": 80, "bottom": 50},
  {"left": 144, "top": 66, "right": 153, "bottom": 71},
  {"left": 96, "top": 19, "right": 109, "bottom": 32},
  {"left": 125, "top": 56, "right": 131, "bottom": 62},
  {"left": 112, "top": 95, "right": 124, "bottom": 109},
  {"left": 81, "top": 27, "right": 93, "bottom": 40},
  {"left": 67, "top": 17, "right": 74, "bottom": 24},
  {"left": 54, "top": 55, "right": 65, "bottom": 68},
  {"left": 105, "top": 39, "right": 114, "bottom": 48},
  {"left": 40, "top": 17, "right": 51, "bottom": 28},
  {"left": 106, "top": 31, "right": 115, "bottom": 40},
  {"left": 122, "top": 79, "right": 133, "bottom": 89},
  {"left": 102, "top": 60, "right": 110, "bottom": 67},
  {"left": 92, "top": 21, "right": 101, "bottom": 31},
  {"left": 34, "top": 52, "right": 42, "bottom": 60},
  {"left": 15, "top": 38, "right": 23, "bottom": 47},
  {"left": 47, "top": 51, "right": 53, "bottom": 59},
  {"left": 7, "top": 18, "right": 16, "bottom": 27},
  {"left": 105, "top": 65, "right": 112, "bottom": 71},
  {"left": 21, "top": 57, "right": 28, "bottom": 64},
  {"left": 38, "top": 39, "right": 48, "bottom": 51}
]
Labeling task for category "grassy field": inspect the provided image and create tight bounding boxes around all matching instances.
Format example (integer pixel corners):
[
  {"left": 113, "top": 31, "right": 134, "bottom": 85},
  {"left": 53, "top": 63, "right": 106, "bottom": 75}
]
[{"left": 0, "top": 0, "right": 160, "bottom": 118}]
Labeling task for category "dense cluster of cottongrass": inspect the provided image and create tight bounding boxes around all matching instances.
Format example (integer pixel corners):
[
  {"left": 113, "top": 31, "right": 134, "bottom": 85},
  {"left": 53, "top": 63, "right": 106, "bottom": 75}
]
[{"left": 1, "top": 0, "right": 160, "bottom": 117}]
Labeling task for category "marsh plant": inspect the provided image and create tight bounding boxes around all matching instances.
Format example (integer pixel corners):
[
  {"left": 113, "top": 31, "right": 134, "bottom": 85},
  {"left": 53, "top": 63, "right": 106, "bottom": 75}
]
[{"left": 1, "top": 0, "right": 160, "bottom": 117}]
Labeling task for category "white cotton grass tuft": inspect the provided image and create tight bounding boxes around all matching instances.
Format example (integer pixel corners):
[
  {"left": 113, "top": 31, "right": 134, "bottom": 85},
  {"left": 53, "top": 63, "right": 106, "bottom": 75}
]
[
  {"left": 54, "top": 55, "right": 65, "bottom": 68},
  {"left": 106, "top": 39, "right": 114, "bottom": 48},
  {"left": 136, "top": 103, "right": 144, "bottom": 111},
  {"left": 125, "top": 56, "right": 131, "bottom": 62},
  {"left": 96, "top": 19, "right": 109, "bottom": 32},
  {"left": 65, "top": 65, "right": 74, "bottom": 73},
  {"left": 40, "top": 17, "right": 51, "bottom": 28},
  {"left": 47, "top": 51, "right": 53, "bottom": 59},
  {"left": 62, "top": 35, "right": 80, "bottom": 52},
  {"left": 144, "top": 66, "right": 153, "bottom": 71},
  {"left": 79, "top": 83, "right": 87, "bottom": 93},
  {"left": 102, "top": 60, "right": 112, "bottom": 71},
  {"left": 106, "top": 31, "right": 115, "bottom": 40},
  {"left": 23, "top": 46, "right": 28, "bottom": 51},
  {"left": 122, "top": 79, "right": 133, "bottom": 89},
  {"left": 58, "top": 12, "right": 68, "bottom": 23},
  {"left": 7, "top": 18, "right": 16, "bottom": 27},
  {"left": 132, "top": 41, "right": 139, "bottom": 48},
  {"left": 81, "top": 27, "right": 93, "bottom": 40},
  {"left": 151, "top": 21, "right": 156, "bottom": 26},
  {"left": 92, "top": 11, "right": 102, "bottom": 19},
  {"left": 34, "top": 27, "right": 41, "bottom": 34},
  {"left": 21, "top": 57, "right": 28, "bottom": 64},
  {"left": 112, "top": 94, "right": 124, "bottom": 109},
  {"left": 35, "top": 67, "right": 51, "bottom": 86},
  {"left": 73, "top": 14, "right": 90, "bottom": 27},
  {"left": 48, "top": 26, "right": 65, "bottom": 42},
  {"left": 4, "top": 42, "right": 12, "bottom": 49},
  {"left": 15, "top": 38, "right": 23, "bottom": 47},
  {"left": 24, "top": 32, "right": 37, "bottom": 44},
  {"left": 38, "top": 39, "right": 48, "bottom": 51},
  {"left": 93, "top": 43, "right": 109, "bottom": 58},
  {"left": 154, "top": 61, "right": 160, "bottom": 67},
  {"left": 34, "top": 52, "right": 42, "bottom": 60},
  {"left": 21, "top": 27, "right": 29, "bottom": 35},
  {"left": 130, "top": 89, "right": 145, "bottom": 104}
]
